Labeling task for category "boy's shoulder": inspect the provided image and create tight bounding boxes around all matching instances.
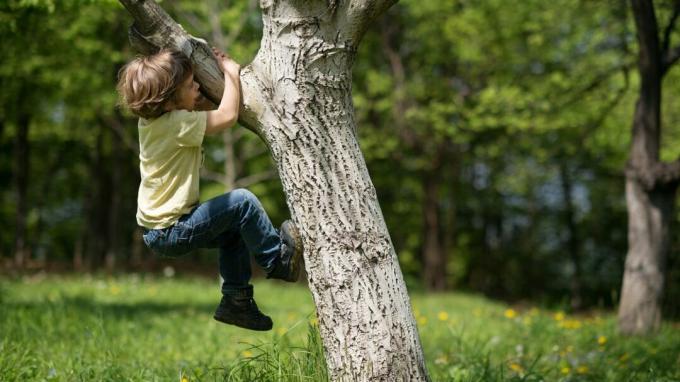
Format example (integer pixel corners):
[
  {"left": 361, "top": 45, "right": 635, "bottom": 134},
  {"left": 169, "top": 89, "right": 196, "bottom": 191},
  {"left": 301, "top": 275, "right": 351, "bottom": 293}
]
[{"left": 141, "top": 110, "right": 205, "bottom": 127}]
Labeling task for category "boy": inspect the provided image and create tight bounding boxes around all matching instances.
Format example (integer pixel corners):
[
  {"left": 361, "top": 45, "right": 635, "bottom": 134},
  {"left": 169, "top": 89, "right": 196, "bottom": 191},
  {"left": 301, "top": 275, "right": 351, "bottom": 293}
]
[{"left": 117, "top": 48, "right": 302, "bottom": 331}]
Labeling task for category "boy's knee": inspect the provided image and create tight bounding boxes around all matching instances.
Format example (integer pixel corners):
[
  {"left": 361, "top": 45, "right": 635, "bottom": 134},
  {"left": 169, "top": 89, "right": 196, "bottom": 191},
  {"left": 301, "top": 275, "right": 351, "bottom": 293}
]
[
  {"left": 231, "top": 188, "right": 255, "bottom": 202},
  {"left": 231, "top": 188, "right": 261, "bottom": 209}
]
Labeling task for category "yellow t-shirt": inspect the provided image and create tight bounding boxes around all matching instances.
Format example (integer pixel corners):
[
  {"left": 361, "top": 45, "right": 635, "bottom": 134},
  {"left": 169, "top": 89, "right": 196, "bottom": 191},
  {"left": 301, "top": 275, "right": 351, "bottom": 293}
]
[{"left": 136, "top": 110, "right": 207, "bottom": 229}]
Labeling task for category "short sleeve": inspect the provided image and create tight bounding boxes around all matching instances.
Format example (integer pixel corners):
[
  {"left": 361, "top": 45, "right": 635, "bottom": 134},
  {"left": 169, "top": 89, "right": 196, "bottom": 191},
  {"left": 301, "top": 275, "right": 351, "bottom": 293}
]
[{"left": 174, "top": 111, "right": 207, "bottom": 147}]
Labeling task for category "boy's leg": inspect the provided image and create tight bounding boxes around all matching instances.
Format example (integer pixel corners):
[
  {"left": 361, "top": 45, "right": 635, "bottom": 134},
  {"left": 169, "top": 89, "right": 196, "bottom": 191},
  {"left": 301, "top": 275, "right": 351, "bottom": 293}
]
[
  {"left": 189, "top": 188, "right": 280, "bottom": 270},
  {"left": 191, "top": 188, "right": 303, "bottom": 282},
  {"left": 144, "top": 188, "right": 302, "bottom": 281},
  {"left": 205, "top": 230, "right": 251, "bottom": 293},
  {"left": 204, "top": 230, "right": 273, "bottom": 331}
]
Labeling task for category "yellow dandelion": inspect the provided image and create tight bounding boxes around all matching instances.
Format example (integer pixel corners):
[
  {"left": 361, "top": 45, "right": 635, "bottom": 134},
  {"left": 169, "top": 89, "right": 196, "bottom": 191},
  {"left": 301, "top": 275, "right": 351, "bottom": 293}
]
[
  {"left": 437, "top": 311, "right": 449, "bottom": 321},
  {"left": 242, "top": 350, "right": 253, "bottom": 358},
  {"left": 553, "top": 311, "right": 565, "bottom": 321},
  {"left": 504, "top": 309, "right": 517, "bottom": 319},
  {"left": 561, "top": 367, "right": 571, "bottom": 374},
  {"left": 559, "top": 319, "right": 582, "bottom": 329},
  {"left": 181, "top": 377, "right": 189, "bottom": 382},
  {"left": 418, "top": 316, "right": 428, "bottom": 326},
  {"left": 597, "top": 335, "right": 607, "bottom": 346},
  {"left": 509, "top": 363, "right": 523, "bottom": 373},
  {"left": 576, "top": 365, "right": 588, "bottom": 374}
]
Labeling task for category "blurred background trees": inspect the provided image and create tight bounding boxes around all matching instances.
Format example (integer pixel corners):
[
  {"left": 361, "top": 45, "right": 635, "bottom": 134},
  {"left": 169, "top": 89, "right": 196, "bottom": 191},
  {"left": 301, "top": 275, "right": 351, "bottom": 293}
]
[{"left": 1, "top": 0, "right": 678, "bottom": 320}]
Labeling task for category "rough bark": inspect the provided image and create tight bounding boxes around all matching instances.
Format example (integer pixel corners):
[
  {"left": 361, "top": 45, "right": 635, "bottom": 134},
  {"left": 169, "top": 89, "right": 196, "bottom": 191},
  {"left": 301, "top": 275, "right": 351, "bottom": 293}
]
[
  {"left": 119, "top": 0, "right": 428, "bottom": 380},
  {"left": 618, "top": 0, "right": 679, "bottom": 335}
]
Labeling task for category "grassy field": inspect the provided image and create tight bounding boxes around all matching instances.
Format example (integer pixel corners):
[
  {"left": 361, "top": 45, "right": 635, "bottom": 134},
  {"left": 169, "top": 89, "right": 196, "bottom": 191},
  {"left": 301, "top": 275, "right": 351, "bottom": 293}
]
[{"left": 0, "top": 274, "right": 678, "bottom": 381}]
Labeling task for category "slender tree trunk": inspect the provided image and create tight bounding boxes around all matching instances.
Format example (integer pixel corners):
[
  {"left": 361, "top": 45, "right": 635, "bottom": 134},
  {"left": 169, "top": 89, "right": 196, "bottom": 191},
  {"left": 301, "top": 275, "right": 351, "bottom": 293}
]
[
  {"left": 106, "top": 122, "right": 123, "bottom": 272},
  {"left": 84, "top": 123, "right": 109, "bottom": 270},
  {"left": 559, "top": 164, "right": 583, "bottom": 310},
  {"left": 422, "top": 160, "right": 446, "bottom": 291},
  {"left": 13, "top": 112, "right": 30, "bottom": 268},
  {"left": 618, "top": 0, "right": 679, "bottom": 334},
  {"left": 208, "top": 0, "right": 237, "bottom": 191},
  {"left": 119, "top": 0, "right": 429, "bottom": 379}
]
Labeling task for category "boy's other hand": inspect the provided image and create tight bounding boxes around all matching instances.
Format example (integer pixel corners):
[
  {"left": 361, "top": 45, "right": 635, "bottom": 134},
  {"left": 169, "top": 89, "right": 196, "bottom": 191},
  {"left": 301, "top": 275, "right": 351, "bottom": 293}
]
[{"left": 212, "top": 47, "right": 240, "bottom": 76}]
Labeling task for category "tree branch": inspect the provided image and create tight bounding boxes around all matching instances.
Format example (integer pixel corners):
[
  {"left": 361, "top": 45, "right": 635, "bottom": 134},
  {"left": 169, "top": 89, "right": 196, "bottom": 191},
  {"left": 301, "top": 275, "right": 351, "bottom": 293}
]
[
  {"left": 234, "top": 170, "right": 277, "bottom": 188},
  {"left": 200, "top": 168, "right": 227, "bottom": 184},
  {"left": 559, "top": 61, "right": 634, "bottom": 110},
  {"left": 346, "top": 0, "right": 398, "bottom": 42},
  {"left": 661, "top": 0, "right": 680, "bottom": 56},
  {"left": 626, "top": 158, "right": 680, "bottom": 190},
  {"left": 661, "top": 0, "right": 680, "bottom": 75},
  {"left": 119, "top": 0, "right": 225, "bottom": 104},
  {"left": 663, "top": 44, "right": 680, "bottom": 74},
  {"left": 99, "top": 114, "right": 139, "bottom": 155}
]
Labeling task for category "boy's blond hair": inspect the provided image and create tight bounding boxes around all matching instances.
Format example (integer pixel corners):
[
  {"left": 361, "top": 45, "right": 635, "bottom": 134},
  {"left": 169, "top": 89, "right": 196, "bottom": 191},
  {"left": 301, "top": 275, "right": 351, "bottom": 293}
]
[{"left": 117, "top": 50, "right": 192, "bottom": 119}]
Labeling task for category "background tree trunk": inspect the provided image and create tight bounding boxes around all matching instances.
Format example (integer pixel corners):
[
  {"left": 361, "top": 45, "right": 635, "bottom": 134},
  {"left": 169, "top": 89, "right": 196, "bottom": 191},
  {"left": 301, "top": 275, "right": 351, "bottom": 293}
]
[
  {"left": 118, "top": 0, "right": 429, "bottom": 380},
  {"left": 618, "top": 0, "right": 679, "bottom": 335},
  {"left": 559, "top": 163, "right": 583, "bottom": 311},
  {"left": 13, "top": 111, "right": 30, "bottom": 268},
  {"left": 422, "top": 157, "right": 446, "bottom": 291},
  {"left": 106, "top": 118, "right": 123, "bottom": 272}
]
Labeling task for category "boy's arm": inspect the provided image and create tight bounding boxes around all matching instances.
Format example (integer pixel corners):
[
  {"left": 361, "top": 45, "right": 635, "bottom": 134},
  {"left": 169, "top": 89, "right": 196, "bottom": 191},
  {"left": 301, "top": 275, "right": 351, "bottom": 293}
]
[{"left": 205, "top": 49, "right": 241, "bottom": 135}]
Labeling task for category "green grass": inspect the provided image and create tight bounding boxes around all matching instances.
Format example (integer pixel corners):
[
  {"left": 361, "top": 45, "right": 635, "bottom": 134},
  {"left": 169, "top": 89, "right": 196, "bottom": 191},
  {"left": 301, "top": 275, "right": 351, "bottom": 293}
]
[{"left": 0, "top": 274, "right": 678, "bottom": 381}]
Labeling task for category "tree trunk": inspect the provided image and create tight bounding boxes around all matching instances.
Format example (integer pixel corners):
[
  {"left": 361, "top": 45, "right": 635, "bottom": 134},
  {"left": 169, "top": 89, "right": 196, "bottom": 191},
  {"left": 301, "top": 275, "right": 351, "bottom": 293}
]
[
  {"left": 106, "top": 120, "right": 123, "bottom": 272},
  {"left": 422, "top": 162, "right": 446, "bottom": 291},
  {"left": 619, "top": 180, "right": 674, "bottom": 333},
  {"left": 559, "top": 163, "right": 583, "bottom": 310},
  {"left": 13, "top": 112, "right": 30, "bottom": 268},
  {"left": 118, "top": 0, "right": 429, "bottom": 380},
  {"left": 83, "top": 123, "right": 109, "bottom": 270},
  {"left": 618, "top": 0, "right": 679, "bottom": 334}
]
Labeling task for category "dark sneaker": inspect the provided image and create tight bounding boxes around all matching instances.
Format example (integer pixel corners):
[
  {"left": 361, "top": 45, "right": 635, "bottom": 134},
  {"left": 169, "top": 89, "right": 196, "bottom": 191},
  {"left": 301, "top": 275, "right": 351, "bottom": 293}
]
[
  {"left": 266, "top": 220, "right": 303, "bottom": 282},
  {"left": 213, "top": 288, "right": 273, "bottom": 331}
]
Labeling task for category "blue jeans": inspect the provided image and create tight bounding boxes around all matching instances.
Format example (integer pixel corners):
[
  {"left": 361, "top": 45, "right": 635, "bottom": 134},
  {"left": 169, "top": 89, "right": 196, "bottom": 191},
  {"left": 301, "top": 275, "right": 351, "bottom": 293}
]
[{"left": 142, "top": 188, "right": 281, "bottom": 295}]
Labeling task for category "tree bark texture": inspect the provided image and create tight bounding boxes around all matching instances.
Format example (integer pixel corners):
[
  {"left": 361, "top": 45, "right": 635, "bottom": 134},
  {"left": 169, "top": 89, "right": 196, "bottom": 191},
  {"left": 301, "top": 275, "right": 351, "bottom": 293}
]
[
  {"left": 618, "top": 0, "right": 679, "bottom": 335},
  {"left": 118, "top": 0, "right": 429, "bottom": 380}
]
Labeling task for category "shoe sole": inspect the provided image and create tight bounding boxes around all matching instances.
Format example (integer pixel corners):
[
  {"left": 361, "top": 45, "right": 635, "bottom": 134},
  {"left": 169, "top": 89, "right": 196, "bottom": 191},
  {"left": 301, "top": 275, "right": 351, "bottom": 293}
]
[
  {"left": 213, "top": 315, "right": 273, "bottom": 331},
  {"left": 281, "top": 221, "right": 303, "bottom": 282}
]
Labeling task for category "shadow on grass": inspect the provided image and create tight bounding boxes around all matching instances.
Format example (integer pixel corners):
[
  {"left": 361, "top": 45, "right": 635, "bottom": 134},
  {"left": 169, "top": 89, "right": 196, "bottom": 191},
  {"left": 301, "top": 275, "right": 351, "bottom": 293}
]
[{"left": 2, "top": 295, "right": 218, "bottom": 320}]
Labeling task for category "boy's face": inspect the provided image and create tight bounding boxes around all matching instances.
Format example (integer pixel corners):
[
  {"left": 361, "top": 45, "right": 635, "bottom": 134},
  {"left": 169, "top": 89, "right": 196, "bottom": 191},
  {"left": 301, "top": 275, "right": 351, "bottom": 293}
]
[{"left": 171, "top": 73, "right": 201, "bottom": 111}]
